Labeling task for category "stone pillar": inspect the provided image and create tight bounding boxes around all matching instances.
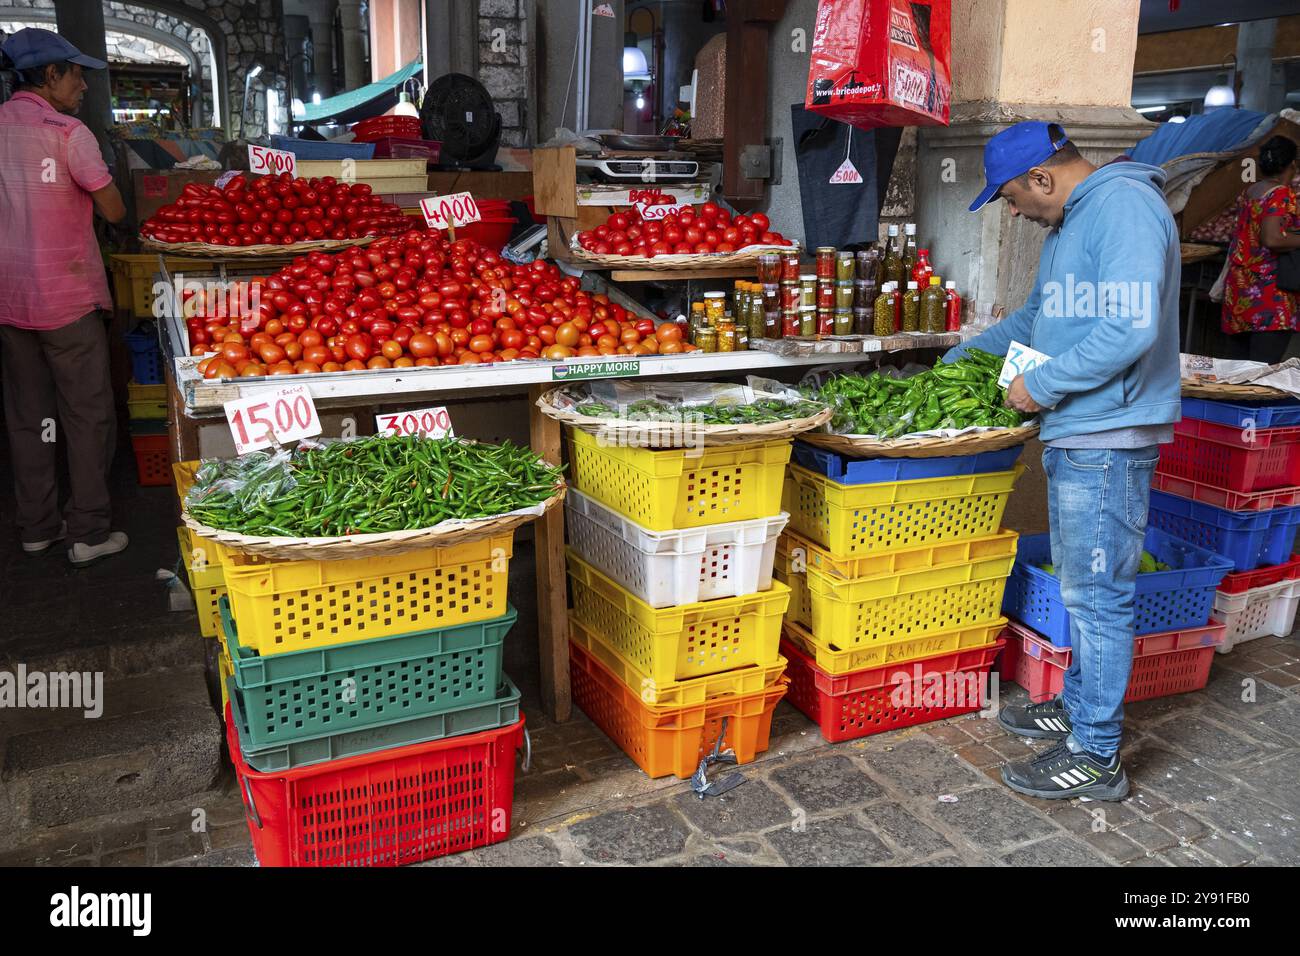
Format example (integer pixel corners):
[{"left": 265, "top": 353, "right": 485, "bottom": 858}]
[
  {"left": 284, "top": 13, "right": 311, "bottom": 105},
  {"left": 308, "top": 1, "right": 336, "bottom": 98},
  {"left": 53, "top": 0, "right": 113, "bottom": 162},
  {"left": 1236, "top": 19, "right": 1278, "bottom": 114},
  {"left": 338, "top": 0, "right": 367, "bottom": 89}
]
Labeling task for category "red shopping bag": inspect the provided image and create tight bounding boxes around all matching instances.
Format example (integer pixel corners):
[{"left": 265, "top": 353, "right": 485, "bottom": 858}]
[{"left": 805, "top": 0, "right": 951, "bottom": 129}]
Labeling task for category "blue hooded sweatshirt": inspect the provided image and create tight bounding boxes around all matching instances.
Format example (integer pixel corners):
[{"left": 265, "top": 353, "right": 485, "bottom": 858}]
[{"left": 944, "top": 161, "right": 1182, "bottom": 442}]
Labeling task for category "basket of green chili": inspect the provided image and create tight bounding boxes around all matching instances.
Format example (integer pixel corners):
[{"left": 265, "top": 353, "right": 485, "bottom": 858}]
[
  {"left": 181, "top": 434, "right": 566, "bottom": 560},
  {"left": 537, "top": 383, "right": 833, "bottom": 448},
  {"left": 798, "top": 348, "right": 1040, "bottom": 459}
]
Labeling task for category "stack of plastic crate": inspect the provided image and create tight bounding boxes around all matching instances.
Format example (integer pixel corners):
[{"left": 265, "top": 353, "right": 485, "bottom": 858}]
[
  {"left": 1000, "top": 527, "right": 1234, "bottom": 702},
  {"left": 211, "top": 529, "right": 526, "bottom": 867},
  {"left": 125, "top": 323, "right": 170, "bottom": 486},
  {"left": 1147, "top": 396, "right": 1300, "bottom": 657},
  {"left": 773, "top": 442, "right": 1024, "bottom": 742},
  {"left": 562, "top": 429, "right": 792, "bottom": 780}
]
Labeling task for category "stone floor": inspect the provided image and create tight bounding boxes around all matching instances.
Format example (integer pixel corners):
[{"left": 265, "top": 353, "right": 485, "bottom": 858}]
[{"left": 3, "top": 630, "right": 1295, "bottom": 867}]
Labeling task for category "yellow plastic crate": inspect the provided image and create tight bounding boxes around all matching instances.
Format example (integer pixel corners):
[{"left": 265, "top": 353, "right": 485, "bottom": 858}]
[
  {"left": 805, "top": 530, "right": 1018, "bottom": 647},
  {"left": 176, "top": 526, "right": 225, "bottom": 591},
  {"left": 773, "top": 538, "right": 812, "bottom": 628},
  {"left": 195, "top": 583, "right": 227, "bottom": 639},
  {"left": 109, "top": 253, "right": 209, "bottom": 319},
  {"left": 567, "top": 548, "right": 789, "bottom": 683},
  {"left": 570, "top": 616, "right": 786, "bottom": 707},
  {"left": 566, "top": 429, "right": 790, "bottom": 530},
  {"left": 783, "top": 618, "right": 1006, "bottom": 675},
  {"left": 218, "top": 647, "right": 234, "bottom": 714},
  {"left": 173, "top": 459, "right": 199, "bottom": 501},
  {"left": 127, "top": 379, "right": 168, "bottom": 420},
  {"left": 222, "top": 535, "right": 513, "bottom": 656},
  {"left": 782, "top": 462, "right": 1024, "bottom": 557}
]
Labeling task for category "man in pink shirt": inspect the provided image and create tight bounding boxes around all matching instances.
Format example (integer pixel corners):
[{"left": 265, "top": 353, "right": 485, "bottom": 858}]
[{"left": 0, "top": 28, "right": 130, "bottom": 565}]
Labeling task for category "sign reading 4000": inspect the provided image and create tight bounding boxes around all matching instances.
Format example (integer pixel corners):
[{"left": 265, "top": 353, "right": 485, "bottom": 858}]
[{"left": 420, "top": 192, "right": 482, "bottom": 230}]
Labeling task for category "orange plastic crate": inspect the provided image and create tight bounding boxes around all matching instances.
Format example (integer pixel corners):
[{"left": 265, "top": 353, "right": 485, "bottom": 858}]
[
  {"left": 132, "top": 432, "right": 171, "bottom": 486},
  {"left": 569, "top": 638, "right": 786, "bottom": 779}
]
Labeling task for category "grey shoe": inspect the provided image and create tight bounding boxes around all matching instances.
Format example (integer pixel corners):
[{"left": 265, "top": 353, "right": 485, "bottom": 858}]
[
  {"left": 22, "top": 520, "right": 68, "bottom": 554},
  {"left": 68, "top": 532, "right": 129, "bottom": 568}
]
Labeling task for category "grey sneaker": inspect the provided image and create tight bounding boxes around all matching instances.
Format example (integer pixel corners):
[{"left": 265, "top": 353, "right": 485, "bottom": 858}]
[
  {"left": 998, "top": 696, "right": 1073, "bottom": 740},
  {"left": 68, "top": 532, "right": 129, "bottom": 568},
  {"left": 22, "top": 520, "right": 68, "bottom": 554}
]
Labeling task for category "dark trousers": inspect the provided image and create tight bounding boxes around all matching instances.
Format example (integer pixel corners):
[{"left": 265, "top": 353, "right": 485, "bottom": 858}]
[
  {"left": 1223, "top": 330, "right": 1294, "bottom": 365},
  {"left": 0, "top": 313, "right": 116, "bottom": 546}
]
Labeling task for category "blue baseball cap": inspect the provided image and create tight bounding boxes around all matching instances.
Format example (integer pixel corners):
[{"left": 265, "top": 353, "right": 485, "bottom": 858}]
[
  {"left": 968, "top": 121, "right": 1071, "bottom": 212},
  {"left": 2, "top": 27, "right": 107, "bottom": 71}
]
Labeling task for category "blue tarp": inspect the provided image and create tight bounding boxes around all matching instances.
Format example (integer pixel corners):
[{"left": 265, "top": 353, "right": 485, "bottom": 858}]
[
  {"left": 297, "top": 60, "right": 422, "bottom": 125},
  {"left": 1129, "top": 109, "right": 1270, "bottom": 166}
]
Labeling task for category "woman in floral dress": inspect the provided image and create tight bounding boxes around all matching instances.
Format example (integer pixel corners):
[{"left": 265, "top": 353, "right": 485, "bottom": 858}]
[{"left": 1222, "top": 135, "right": 1300, "bottom": 363}]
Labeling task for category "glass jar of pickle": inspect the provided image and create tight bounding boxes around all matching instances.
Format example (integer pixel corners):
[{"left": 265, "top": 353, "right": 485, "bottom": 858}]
[
  {"left": 853, "top": 307, "right": 873, "bottom": 335},
  {"left": 736, "top": 325, "right": 749, "bottom": 350},
  {"left": 799, "top": 306, "right": 817, "bottom": 337},
  {"left": 815, "top": 246, "right": 837, "bottom": 280},
  {"left": 780, "top": 281, "right": 799, "bottom": 311},
  {"left": 799, "top": 275, "right": 817, "bottom": 309},
  {"left": 703, "top": 291, "right": 726, "bottom": 325},
  {"left": 854, "top": 279, "right": 876, "bottom": 310},
  {"left": 691, "top": 301, "right": 706, "bottom": 325},
  {"left": 781, "top": 254, "right": 801, "bottom": 282},
  {"left": 761, "top": 283, "right": 780, "bottom": 313},
  {"left": 693, "top": 325, "right": 718, "bottom": 352},
  {"left": 781, "top": 309, "right": 800, "bottom": 337},
  {"left": 747, "top": 296, "right": 766, "bottom": 342},
  {"left": 835, "top": 251, "right": 855, "bottom": 282},
  {"left": 764, "top": 309, "right": 781, "bottom": 339},
  {"left": 833, "top": 309, "right": 853, "bottom": 335},
  {"left": 817, "top": 281, "right": 835, "bottom": 312},
  {"left": 817, "top": 309, "right": 835, "bottom": 335},
  {"left": 835, "top": 281, "right": 854, "bottom": 311},
  {"left": 855, "top": 248, "right": 881, "bottom": 282},
  {"left": 716, "top": 320, "right": 737, "bottom": 352},
  {"left": 757, "top": 253, "right": 782, "bottom": 285}
]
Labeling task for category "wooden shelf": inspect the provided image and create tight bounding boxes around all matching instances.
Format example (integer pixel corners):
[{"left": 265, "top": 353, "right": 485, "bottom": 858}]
[
  {"left": 608, "top": 266, "right": 758, "bottom": 282},
  {"left": 746, "top": 332, "right": 962, "bottom": 357}
]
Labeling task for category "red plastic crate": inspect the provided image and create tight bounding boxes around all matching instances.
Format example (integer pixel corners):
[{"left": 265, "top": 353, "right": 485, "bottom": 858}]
[
  {"left": 781, "top": 637, "right": 1003, "bottom": 743},
  {"left": 131, "top": 432, "right": 170, "bottom": 486},
  {"left": 1218, "top": 554, "right": 1300, "bottom": 594},
  {"left": 351, "top": 114, "right": 422, "bottom": 142},
  {"left": 997, "top": 630, "right": 1021, "bottom": 682},
  {"left": 1006, "top": 620, "right": 1226, "bottom": 704},
  {"left": 1158, "top": 418, "right": 1300, "bottom": 493},
  {"left": 1150, "top": 472, "right": 1300, "bottom": 511},
  {"left": 369, "top": 136, "right": 442, "bottom": 162},
  {"left": 228, "top": 704, "right": 525, "bottom": 867}
]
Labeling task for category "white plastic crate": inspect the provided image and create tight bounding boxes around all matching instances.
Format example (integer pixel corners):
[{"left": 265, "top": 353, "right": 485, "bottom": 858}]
[
  {"left": 1210, "top": 578, "right": 1300, "bottom": 654},
  {"left": 565, "top": 488, "right": 787, "bottom": 609}
]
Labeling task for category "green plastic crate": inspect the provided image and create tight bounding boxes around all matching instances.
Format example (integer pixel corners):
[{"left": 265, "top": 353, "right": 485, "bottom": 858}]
[
  {"left": 219, "top": 596, "right": 513, "bottom": 751},
  {"left": 229, "top": 674, "right": 523, "bottom": 773}
]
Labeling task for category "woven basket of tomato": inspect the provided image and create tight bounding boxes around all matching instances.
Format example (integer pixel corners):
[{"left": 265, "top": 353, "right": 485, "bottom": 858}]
[{"left": 571, "top": 203, "right": 797, "bottom": 266}]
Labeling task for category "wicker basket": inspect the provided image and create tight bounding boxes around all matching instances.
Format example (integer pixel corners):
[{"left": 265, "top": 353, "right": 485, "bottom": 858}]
[
  {"left": 566, "top": 237, "right": 798, "bottom": 269},
  {"left": 799, "top": 424, "right": 1040, "bottom": 459},
  {"left": 535, "top": 386, "right": 832, "bottom": 447},
  {"left": 140, "top": 237, "right": 376, "bottom": 257},
  {"left": 183, "top": 487, "right": 564, "bottom": 560},
  {"left": 1181, "top": 379, "right": 1292, "bottom": 401}
]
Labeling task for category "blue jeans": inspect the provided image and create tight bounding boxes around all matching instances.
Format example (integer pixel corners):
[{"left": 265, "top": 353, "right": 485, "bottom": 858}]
[{"left": 1042, "top": 445, "right": 1159, "bottom": 759}]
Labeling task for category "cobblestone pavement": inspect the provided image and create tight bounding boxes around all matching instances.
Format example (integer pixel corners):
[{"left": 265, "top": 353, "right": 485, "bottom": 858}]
[{"left": 3, "top": 633, "right": 1295, "bottom": 868}]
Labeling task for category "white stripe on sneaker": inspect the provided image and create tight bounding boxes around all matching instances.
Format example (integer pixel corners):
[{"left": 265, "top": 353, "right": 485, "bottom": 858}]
[
  {"left": 1050, "top": 718, "right": 1069, "bottom": 732},
  {"left": 1051, "top": 774, "right": 1072, "bottom": 789},
  {"left": 1066, "top": 768, "right": 1089, "bottom": 785}
]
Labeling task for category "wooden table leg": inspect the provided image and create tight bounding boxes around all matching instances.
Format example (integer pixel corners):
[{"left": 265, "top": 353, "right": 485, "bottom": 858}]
[
  {"left": 165, "top": 363, "right": 202, "bottom": 464},
  {"left": 528, "top": 385, "right": 571, "bottom": 722}
]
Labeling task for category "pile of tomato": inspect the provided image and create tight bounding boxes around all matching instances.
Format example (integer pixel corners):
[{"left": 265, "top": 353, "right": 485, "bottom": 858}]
[
  {"left": 141, "top": 173, "right": 413, "bottom": 247},
  {"left": 191, "top": 230, "right": 696, "bottom": 379},
  {"left": 575, "top": 203, "right": 792, "bottom": 257}
]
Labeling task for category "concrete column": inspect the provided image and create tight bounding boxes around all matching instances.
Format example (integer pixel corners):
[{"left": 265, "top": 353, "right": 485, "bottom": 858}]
[
  {"left": 338, "top": 0, "right": 367, "bottom": 89},
  {"left": 1236, "top": 18, "right": 1278, "bottom": 114},
  {"left": 424, "top": 0, "right": 477, "bottom": 85},
  {"left": 284, "top": 14, "right": 311, "bottom": 104},
  {"left": 53, "top": 0, "right": 112, "bottom": 162},
  {"left": 308, "top": 2, "right": 336, "bottom": 98}
]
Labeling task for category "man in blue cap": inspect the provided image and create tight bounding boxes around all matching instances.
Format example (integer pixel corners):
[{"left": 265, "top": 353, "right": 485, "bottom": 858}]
[
  {"left": 946, "top": 122, "right": 1181, "bottom": 801},
  {"left": 0, "top": 28, "right": 130, "bottom": 566}
]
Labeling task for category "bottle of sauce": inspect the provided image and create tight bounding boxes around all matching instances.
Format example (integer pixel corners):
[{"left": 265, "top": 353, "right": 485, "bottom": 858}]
[
  {"left": 873, "top": 282, "right": 895, "bottom": 336},
  {"left": 945, "top": 281, "right": 963, "bottom": 332},
  {"left": 911, "top": 248, "right": 933, "bottom": 289},
  {"left": 891, "top": 281, "right": 903, "bottom": 332},
  {"left": 902, "top": 281, "right": 921, "bottom": 332},
  {"left": 883, "top": 225, "right": 903, "bottom": 288},
  {"left": 901, "top": 223, "right": 919, "bottom": 281},
  {"left": 921, "top": 276, "right": 947, "bottom": 333}
]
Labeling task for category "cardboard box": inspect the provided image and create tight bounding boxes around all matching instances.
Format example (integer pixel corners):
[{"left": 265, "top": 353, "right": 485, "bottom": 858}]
[{"left": 131, "top": 168, "right": 223, "bottom": 223}]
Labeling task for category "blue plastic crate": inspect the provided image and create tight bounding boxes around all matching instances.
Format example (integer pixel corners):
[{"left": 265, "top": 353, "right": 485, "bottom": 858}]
[
  {"left": 270, "top": 135, "right": 376, "bottom": 160},
  {"left": 1147, "top": 489, "right": 1300, "bottom": 571},
  {"left": 1000, "top": 527, "right": 1233, "bottom": 646},
  {"left": 124, "top": 323, "right": 163, "bottom": 385},
  {"left": 790, "top": 442, "right": 1023, "bottom": 485},
  {"left": 1181, "top": 397, "right": 1300, "bottom": 429}
]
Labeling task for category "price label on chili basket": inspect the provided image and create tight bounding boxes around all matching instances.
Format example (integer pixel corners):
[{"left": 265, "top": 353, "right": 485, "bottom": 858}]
[
  {"left": 224, "top": 385, "right": 321, "bottom": 454},
  {"left": 420, "top": 192, "right": 482, "bottom": 230},
  {"left": 998, "top": 340, "right": 1053, "bottom": 389},
  {"left": 375, "top": 406, "right": 455, "bottom": 439},
  {"left": 247, "top": 144, "right": 297, "bottom": 178}
]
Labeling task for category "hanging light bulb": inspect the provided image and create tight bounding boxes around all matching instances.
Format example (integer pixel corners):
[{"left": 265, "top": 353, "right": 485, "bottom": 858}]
[{"left": 394, "top": 91, "right": 419, "bottom": 117}]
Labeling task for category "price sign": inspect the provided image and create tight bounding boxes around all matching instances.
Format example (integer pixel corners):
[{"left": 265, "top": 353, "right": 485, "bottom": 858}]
[
  {"left": 420, "top": 192, "right": 482, "bottom": 230},
  {"left": 375, "top": 406, "right": 455, "bottom": 438},
  {"left": 998, "top": 340, "right": 1052, "bottom": 389},
  {"left": 635, "top": 201, "right": 691, "bottom": 221},
  {"left": 247, "top": 144, "right": 297, "bottom": 177},
  {"left": 224, "top": 385, "right": 321, "bottom": 454}
]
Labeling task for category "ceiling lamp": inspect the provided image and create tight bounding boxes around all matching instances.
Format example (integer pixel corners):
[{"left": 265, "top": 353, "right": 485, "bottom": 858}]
[
  {"left": 1204, "top": 84, "right": 1236, "bottom": 108},
  {"left": 623, "top": 30, "right": 650, "bottom": 81}
]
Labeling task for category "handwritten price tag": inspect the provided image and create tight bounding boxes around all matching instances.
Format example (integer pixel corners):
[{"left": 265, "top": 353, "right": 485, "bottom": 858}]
[
  {"left": 635, "top": 201, "right": 691, "bottom": 221},
  {"left": 224, "top": 385, "right": 321, "bottom": 454},
  {"left": 998, "top": 340, "right": 1052, "bottom": 389},
  {"left": 375, "top": 406, "right": 454, "bottom": 439},
  {"left": 247, "top": 144, "right": 297, "bottom": 177},
  {"left": 420, "top": 192, "right": 482, "bottom": 230}
]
